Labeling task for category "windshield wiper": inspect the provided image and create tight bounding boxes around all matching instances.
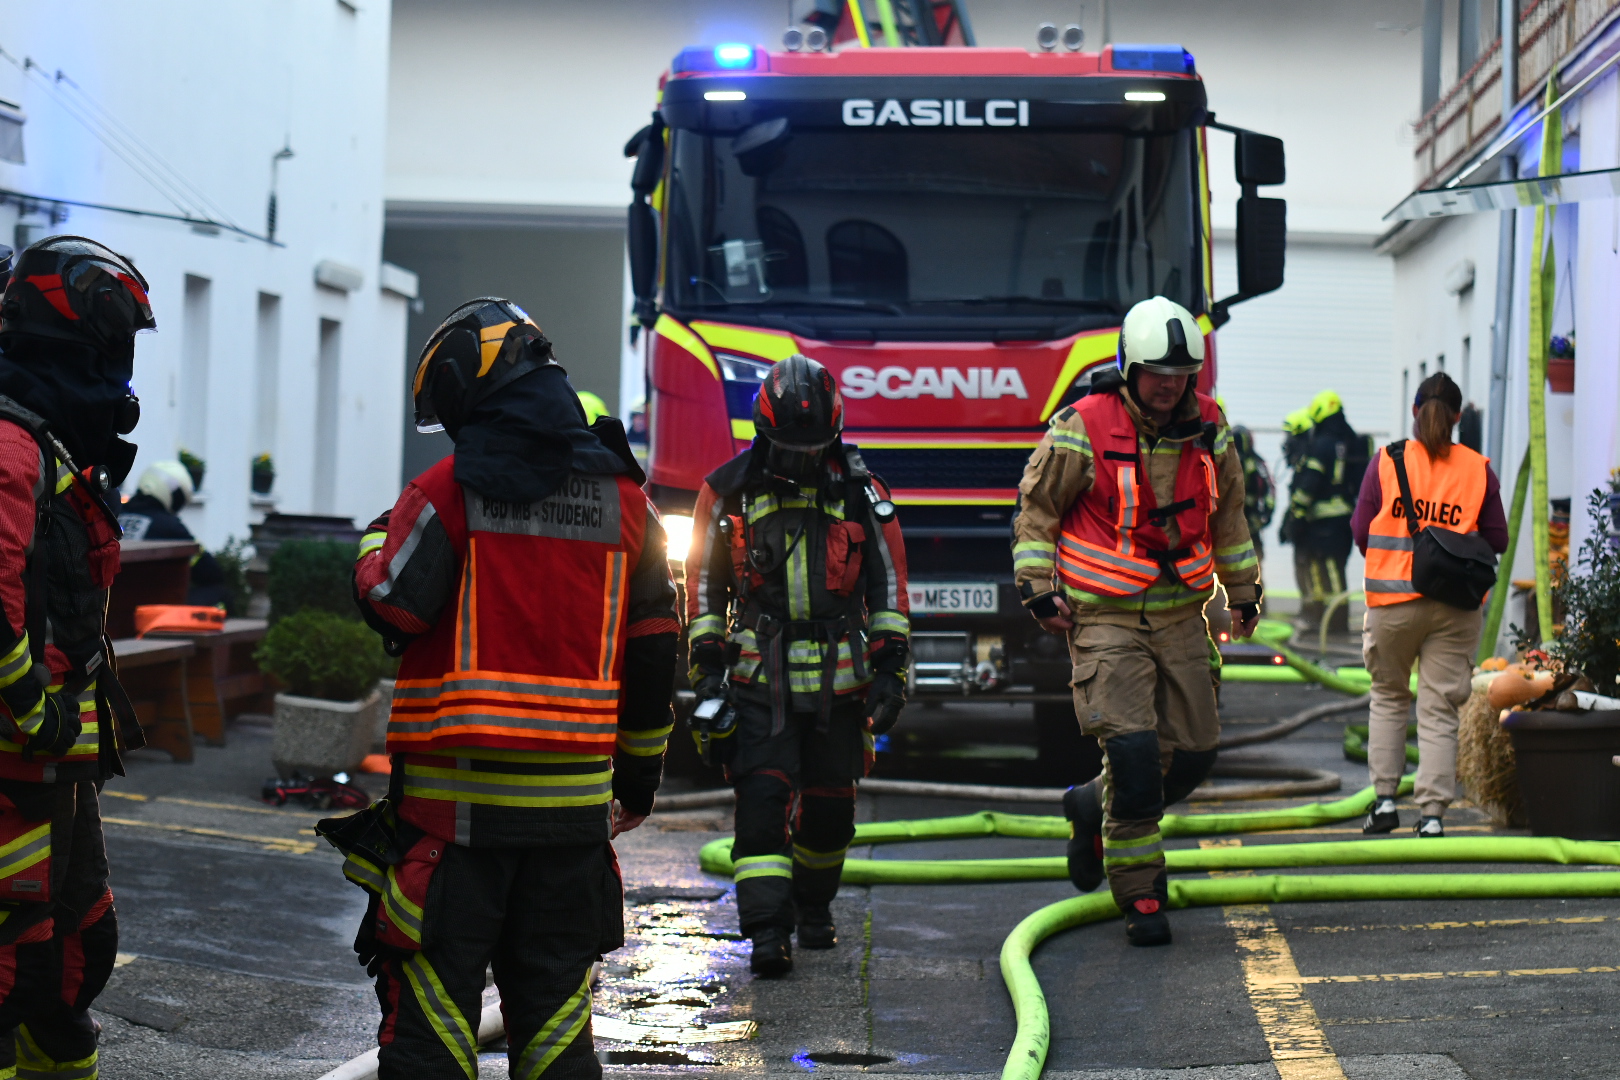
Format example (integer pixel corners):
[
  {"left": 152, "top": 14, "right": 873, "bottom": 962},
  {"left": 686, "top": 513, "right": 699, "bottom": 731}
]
[
  {"left": 746, "top": 297, "right": 907, "bottom": 316},
  {"left": 922, "top": 296, "right": 1121, "bottom": 312}
]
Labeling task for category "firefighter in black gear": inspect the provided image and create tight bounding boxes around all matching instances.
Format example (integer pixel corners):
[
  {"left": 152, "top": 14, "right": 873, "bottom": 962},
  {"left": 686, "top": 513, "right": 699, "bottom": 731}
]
[
  {"left": 1282, "top": 391, "right": 1371, "bottom": 635},
  {"left": 686, "top": 354, "right": 910, "bottom": 978},
  {"left": 1230, "top": 424, "right": 1274, "bottom": 566},
  {"left": 0, "top": 236, "right": 153, "bottom": 1080}
]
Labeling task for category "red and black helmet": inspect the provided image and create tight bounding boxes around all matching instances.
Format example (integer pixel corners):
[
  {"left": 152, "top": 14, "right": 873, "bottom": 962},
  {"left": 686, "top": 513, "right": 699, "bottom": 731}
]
[
  {"left": 0, "top": 235, "right": 154, "bottom": 355},
  {"left": 412, "top": 297, "right": 555, "bottom": 434},
  {"left": 753, "top": 353, "right": 843, "bottom": 451}
]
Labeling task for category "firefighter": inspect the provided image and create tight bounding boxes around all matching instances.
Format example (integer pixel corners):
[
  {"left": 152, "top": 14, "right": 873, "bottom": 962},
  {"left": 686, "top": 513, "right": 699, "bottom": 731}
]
[
  {"left": 117, "top": 461, "right": 232, "bottom": 610},
  {"left": 1229, "top": 423, "right": 1274, "bottom": 568},
  {"left": 0, "top": 236, "right": 154, "bottom": 1079},
  {"left": 686, "top": 354, "right": 909, "bottom": 977},
  {"left": 1011, "top": 295, "right": 1260, "bottom": 946},
  {"left": 1282, "top": 390, "right": 1370, "bottom": 636},
  {"left": 340, "top": 298, "right": 679, "bottom": 1079}
]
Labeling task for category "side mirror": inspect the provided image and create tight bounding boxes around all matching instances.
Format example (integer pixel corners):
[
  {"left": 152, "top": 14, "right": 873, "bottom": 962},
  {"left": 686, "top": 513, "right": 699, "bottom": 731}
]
[
  {"left": 1209, "top": 122, "right": 1286, "bottom": 325},
  {"left": 732, "top": 117, "right": 791, "bottom": 177},
  {"left": 627, "top": 202, "right": 658, "bottom": 328},
  {"left": 626, "top": 113, "right": 667, "bottom": 331},
  {"left": 1236, "top": 196, "right": 1286, "bottom": 297},
  {"left": 1234, "top": 131, "right": 1285, "bottom": 187}
]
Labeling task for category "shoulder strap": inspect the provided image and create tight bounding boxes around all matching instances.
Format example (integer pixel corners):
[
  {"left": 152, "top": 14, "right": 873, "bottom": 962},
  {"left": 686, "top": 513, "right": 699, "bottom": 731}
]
[{"left": 1387, "top": 440, "right": 1420, "bottom": 538}]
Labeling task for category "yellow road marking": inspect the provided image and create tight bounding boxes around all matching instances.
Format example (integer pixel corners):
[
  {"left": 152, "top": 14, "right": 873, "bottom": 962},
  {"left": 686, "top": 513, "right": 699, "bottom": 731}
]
[
  {"left": 103, "top": 790, "right": 310, "bottom": 817},
  {"left": 101, "top": 815, "right": 316, "bottom": 854},
  {"left": 1301, "top": 965, "right": 1620, "bottom": 984},
  {"left": 1205, "top": 839, "right": 1347, "bottom": 1080},
  {"left": 1301, "top": 915, "right": 1611, "bottom": 934},
  {"left": 113, "top": 952, "right": 137, "bottom": 968}
]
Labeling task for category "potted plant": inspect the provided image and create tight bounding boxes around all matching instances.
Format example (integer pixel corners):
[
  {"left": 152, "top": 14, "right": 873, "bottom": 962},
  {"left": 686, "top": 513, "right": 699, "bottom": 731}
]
[
  {"left": 1547, "top": 334, "right": 1575, "bottom": 393},
  {"left": 1500, "top": 489, "right": 1620, "bottom": 839},
  {"left": 256, "top": 608, "right": 394, "bottom": 778},
  {"left": 251, "top": 453, "right": 275, "bottom": 495},
  {"left": 178, "top": 448, "right": 206, "bottom": 493}
]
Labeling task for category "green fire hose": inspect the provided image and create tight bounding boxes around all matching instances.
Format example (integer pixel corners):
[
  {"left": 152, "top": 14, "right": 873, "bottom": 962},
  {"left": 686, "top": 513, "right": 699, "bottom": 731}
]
[
  {"left": 695, "top": 781, "right": 1620, "bottom": 1080},
  {"left": 1000, "top": 870, "right": 1620, "bottom": 1080}
]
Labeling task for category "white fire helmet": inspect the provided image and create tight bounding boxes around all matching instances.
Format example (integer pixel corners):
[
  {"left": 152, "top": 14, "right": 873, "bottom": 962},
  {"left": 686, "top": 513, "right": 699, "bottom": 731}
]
[{"left": 1116, "top": 296, "right": 1204, "bottom": 377}]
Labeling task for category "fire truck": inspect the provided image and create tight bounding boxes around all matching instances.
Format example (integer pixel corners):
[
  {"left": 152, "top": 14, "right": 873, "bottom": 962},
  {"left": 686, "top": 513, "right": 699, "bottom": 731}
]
[{"left": 625, "top": 18, "right": 1286, "bottom": 763}]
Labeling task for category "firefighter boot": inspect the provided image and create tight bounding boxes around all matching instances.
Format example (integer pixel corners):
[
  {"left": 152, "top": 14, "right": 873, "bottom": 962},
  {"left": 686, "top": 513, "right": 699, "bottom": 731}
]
[
  {"left": 1061, "top": 780, "right": 1104, "bottom": 893},
  {"left": 750, "top": 928, "right": 794, "bottom": 978},
  {"left": 1124, "top": 897, "right": 1172, "bottom": 947},
  {"left": 796, "top": 906, "right": 837, "bottom": 950}
]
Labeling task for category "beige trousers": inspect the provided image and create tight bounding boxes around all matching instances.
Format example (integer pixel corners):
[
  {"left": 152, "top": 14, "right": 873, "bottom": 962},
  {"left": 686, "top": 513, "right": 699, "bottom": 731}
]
[{"left": 1362, "top": 597, "right": 1482, "bottom": 816}]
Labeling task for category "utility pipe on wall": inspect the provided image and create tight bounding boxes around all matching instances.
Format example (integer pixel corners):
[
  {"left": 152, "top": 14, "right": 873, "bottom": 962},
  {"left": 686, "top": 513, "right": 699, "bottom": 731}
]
[{"left": 1486, "top": 0, "right": 1518, "bottom": 466}]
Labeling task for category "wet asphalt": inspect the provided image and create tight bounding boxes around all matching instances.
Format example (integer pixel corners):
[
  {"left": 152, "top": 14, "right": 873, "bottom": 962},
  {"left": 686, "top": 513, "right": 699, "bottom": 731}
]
[{"left": 82, "top": 679, "right": 1620, "bottom": 1079}]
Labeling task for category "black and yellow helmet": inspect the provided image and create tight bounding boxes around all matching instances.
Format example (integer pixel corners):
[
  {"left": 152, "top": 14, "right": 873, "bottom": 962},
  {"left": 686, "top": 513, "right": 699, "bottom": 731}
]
[{"left": 412, "top": 297, "right": 555, "bottom": 434}]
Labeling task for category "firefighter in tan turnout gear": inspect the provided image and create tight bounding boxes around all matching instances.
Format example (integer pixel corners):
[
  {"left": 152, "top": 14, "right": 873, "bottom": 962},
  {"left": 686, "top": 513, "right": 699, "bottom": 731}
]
[{"left": 1010, "top": 296, "right": 1261, "bottom": 946}]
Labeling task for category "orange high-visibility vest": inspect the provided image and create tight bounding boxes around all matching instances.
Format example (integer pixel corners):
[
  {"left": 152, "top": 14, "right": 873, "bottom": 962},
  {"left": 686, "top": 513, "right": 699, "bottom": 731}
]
[
  {"left": 1055, "top": 391, "right": 1221, "bottom": 599},
  {"left": 387, "top": 458, "right": 651, "bottom": 755},
  {"left": 1363, "top": 440, "right": 1488, "bottom": 607}
]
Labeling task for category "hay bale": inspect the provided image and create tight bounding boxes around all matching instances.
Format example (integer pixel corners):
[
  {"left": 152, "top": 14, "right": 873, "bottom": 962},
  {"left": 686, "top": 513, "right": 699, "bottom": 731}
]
[{"left": 1457, "top": 686, "right": 1527, "bottom": 827}]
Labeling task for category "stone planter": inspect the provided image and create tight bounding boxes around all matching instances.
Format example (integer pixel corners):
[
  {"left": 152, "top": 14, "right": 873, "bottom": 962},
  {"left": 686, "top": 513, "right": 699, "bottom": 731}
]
[
  {"left": 272, "top": 686, "right": 385, "bottom": 779},
  {"left": 1501, "top": 709, "right": 1620, "bottom": 840}
]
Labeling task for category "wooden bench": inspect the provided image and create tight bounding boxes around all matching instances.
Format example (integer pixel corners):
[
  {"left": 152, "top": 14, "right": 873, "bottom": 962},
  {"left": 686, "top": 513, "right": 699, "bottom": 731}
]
[
  {"left": 107, "top": 540, "right": 199, "bottom": 639},
  {"left": 108, "top": 637, "right": 196, "bottom": 763},
  {"left": 165, "top": 618, "right": 272, "bottom": 745}
]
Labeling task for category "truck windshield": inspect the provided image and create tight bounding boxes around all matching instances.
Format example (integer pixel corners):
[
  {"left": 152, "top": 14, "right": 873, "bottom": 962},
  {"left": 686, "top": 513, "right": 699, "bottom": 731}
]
[{"left": 664, "top": 126, "right": 1199, "bottom": 329}]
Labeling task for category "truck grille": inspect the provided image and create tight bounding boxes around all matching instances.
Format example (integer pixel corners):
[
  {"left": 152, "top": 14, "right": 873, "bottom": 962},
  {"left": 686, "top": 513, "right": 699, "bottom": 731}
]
[{"left": 858, "top": 447, "right": 1032, "bottom": 490}]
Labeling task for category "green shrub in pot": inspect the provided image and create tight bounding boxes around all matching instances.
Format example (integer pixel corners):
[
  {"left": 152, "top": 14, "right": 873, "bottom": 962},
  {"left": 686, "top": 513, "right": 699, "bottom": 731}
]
[
  {"left": 267, "top": 539, "right": 360, "bottom": 623},
  {"left": 1546, "top": 489, "right": 1620, "bottom": 690},
  {"left": 255, "top": 609, "right": 393, "bottom": 702}
]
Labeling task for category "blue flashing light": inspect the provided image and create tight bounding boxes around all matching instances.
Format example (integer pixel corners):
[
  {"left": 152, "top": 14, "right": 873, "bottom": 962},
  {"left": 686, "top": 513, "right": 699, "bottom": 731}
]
[
  {"left": 714, "top": 43, "right": 754, "bottom": 68},
  {"left": 1112, "top": 43, "right": 1195, "bottom": 74}
]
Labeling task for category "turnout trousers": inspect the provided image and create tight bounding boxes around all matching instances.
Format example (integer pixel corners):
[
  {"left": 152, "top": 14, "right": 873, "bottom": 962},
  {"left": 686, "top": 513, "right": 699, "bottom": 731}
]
[
  {"left": 0, "top": 781, "right": 116, "bottom": 1080},
  {"left": 727, "top": 697, "right": 869, "bottom": 938},
  {"left": 1068, "top": 618, "right": 1220, "bottom": 908},
  {"left": 372, "top": 841, "right": 623, "bottom": 1080}
]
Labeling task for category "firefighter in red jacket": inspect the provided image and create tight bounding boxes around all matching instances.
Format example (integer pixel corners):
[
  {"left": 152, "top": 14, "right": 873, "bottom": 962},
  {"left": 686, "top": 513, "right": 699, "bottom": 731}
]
[
  {"left": 686, "top": 355, "right": 910, "bottom": 977},
  {"left": 0, "top": 237, "right": 153, "bottom": 1079},
  {"left": 342, "top": 298, "right": 678, "bottom": 1079}
]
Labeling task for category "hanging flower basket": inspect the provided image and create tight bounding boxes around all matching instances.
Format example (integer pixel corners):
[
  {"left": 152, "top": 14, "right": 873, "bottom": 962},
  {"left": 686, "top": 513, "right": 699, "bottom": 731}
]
[{"left": 1548, "top": 335, "right": 1575, "bottom": 393}]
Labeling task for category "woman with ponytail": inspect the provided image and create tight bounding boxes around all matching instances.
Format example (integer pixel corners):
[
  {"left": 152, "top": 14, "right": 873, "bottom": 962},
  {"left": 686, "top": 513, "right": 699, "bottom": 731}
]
[{"left": 1350, "top": 373, "right": 1509, "bottom": 837}]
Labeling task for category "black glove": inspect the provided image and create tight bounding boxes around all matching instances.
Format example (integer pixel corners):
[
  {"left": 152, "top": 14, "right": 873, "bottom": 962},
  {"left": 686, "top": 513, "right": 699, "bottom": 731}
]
[
  {"left": 690, "top": 639, "right": 727, "bottom": 701},
  {"left": 866, "top": 671, "right": 907, "bottom": 736},
  {"left": 23, "top": 694, "right": 79, "bottom": 759}
]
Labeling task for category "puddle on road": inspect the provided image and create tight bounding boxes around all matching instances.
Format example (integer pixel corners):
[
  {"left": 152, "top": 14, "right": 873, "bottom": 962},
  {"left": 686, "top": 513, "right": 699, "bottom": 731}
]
[
  {"left": 596, "top": 893, "right": 755, "bottom": 1052},
  {"left": 793, "top": 1050, "right": 896, "bottom": 1068}
]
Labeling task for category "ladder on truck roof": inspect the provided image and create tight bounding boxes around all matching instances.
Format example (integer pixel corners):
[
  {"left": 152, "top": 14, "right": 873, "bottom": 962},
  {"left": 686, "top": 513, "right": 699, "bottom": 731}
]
[{"left": 804, "top": 0, "right": 976, "bottom": 49}]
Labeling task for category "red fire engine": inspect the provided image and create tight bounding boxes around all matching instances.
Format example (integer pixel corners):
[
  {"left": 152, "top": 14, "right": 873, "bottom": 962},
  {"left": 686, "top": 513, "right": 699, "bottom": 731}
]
[{"left": 625, "top": 25, "right": 1286, "bottom": 755}]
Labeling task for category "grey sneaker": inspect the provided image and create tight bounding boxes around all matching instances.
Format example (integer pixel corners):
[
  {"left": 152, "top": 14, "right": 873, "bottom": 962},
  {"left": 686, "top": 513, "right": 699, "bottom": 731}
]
[
  {"left": 1415, "top": 815, "right": 1444, "bottom": 837},
  {"left": 1362, "top": 797, "right": 1399, "bottom": 834}
]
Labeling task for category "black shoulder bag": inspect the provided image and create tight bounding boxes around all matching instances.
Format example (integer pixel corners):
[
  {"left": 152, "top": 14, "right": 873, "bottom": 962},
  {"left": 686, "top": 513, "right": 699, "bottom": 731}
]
[{"left": 1386, "top": 440, "right": 1498, "bottom": 610}]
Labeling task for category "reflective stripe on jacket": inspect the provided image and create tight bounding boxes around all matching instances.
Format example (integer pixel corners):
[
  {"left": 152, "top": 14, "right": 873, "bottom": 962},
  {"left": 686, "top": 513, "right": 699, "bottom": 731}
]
[
  {"left": 1055, "top": 391, "right": 1220, "bottom": 600},
  {"left": 386, "top": 465, "right": 649, "bottom": 755},
  {"left": 1363, "top": 441, "right": 1488, "bottom": 607}
]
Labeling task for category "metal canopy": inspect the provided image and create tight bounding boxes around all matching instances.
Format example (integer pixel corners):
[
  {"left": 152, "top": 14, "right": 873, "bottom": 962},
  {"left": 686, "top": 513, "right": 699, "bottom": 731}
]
[{"left": 1384, "top": 165, "right": 1620, "bottom": 220}]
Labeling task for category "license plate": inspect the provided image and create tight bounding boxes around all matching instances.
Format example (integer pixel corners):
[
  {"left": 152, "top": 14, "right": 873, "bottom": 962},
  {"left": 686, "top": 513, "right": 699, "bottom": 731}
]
[{"left": 909, "top": 582, "right": 999, "bottom": 615}]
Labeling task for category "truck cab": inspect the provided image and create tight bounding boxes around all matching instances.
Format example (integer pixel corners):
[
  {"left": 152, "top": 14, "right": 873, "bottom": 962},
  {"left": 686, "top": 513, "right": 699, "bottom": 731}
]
[{"left": 628, "top": 41, "right": 1284, "bottom": 723}]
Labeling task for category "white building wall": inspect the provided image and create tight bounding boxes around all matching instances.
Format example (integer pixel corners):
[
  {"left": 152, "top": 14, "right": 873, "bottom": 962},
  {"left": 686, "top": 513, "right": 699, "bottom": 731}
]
[
  {"left": 0, "top": 0, "right": 406, "bottom": 549},
  {"left": 1571, "top": 69, "right": 1620, "bottom": 560}
]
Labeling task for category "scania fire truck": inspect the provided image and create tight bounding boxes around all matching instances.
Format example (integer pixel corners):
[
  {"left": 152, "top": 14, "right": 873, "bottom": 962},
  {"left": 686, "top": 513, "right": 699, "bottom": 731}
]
[{"left": 625, "top": 28, "right": 1286, "bottom": 748}]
